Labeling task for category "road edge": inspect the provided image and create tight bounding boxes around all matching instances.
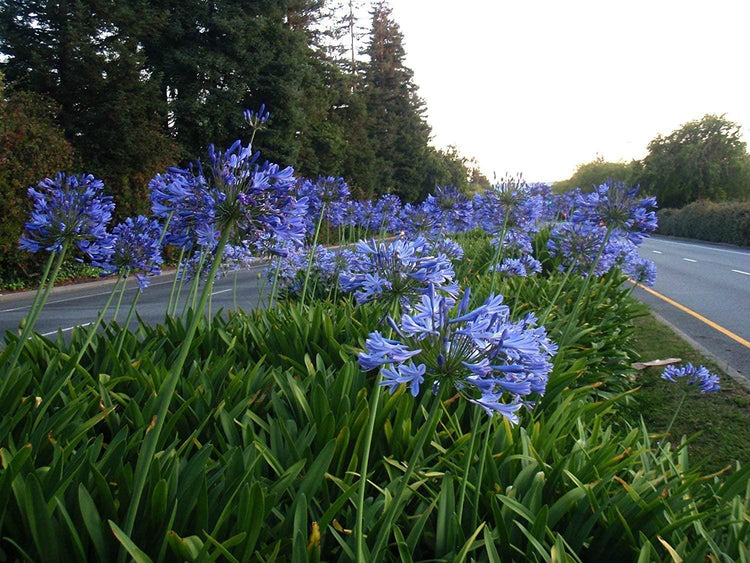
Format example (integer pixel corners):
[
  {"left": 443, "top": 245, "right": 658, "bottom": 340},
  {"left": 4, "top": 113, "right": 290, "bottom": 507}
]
[{"left": 647, "top": 309, "right": 750, "bottom": 392}]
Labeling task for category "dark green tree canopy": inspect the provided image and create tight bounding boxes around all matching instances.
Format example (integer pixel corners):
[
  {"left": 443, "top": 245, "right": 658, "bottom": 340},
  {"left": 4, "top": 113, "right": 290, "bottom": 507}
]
[
  {"left": 639, "top": 114, "right": 750, "bottom": 208},
  {"left": 0, "top": 0, "right": 477, "bottom": 215},
  {"left": 553, "top": 157, "right": 640, "bottom": 194}
]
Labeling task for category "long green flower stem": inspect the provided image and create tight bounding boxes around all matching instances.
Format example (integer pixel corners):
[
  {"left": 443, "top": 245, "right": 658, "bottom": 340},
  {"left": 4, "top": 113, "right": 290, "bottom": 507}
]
[
  {"left": 28, "top": 277, "right": 126, "bottom": 440},
  {"left": 488, "top": 214, "right": 511, "bottom": 295},
  {"left": 256, "top": 271, "right": 268, "bottom": 308},
  {"left": 2, "top": 243, "right": 69, "bottom": 381},
  {"left": 300, "top": 202, "right": 327, "bottom": 306},
  {"left": 166, "top": 247, "right": 186, "bottom": 316},
  {"left": 185, "top": 248, "right": 209, "bottom": 316},
  {"left": 537, "top": 255, "right": 579, "bottom": 326},
  {"left": 355, "top": 299, "right": 401, "bottom": 561},
  {"left": 664, "top": 390, "right": 688, "bottom": 439},
  {"left": 457, "top": 407, "right": 482, "bottom": 527},
  {"left": 119, "top": 229, "right": 231, "bottom": 560},
  {"left": 268, "top": 259, "right": 283, "bottom": 304},
  {"left": 369, "top": 386, "right": 447, "bottom": 562},
  {"left": 114, "top": 286, "right": 142, "bottom": 357},
  {"left": 471, "top": 416, "right": 495, "bottom": 531},
  {"left": 355, "top": 376, "right": 384, "bottom": 561},
  {"left": 111, "top": 271, "right": 129, "bottom": 324},
  {"left": 556, "top": 228, "right": 613, "bottom": 353}
]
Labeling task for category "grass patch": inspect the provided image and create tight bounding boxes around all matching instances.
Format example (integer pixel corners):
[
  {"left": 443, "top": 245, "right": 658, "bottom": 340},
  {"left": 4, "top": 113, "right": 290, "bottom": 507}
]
[{"left": 629, "top": 313, "right": 750, "bottom": 473}]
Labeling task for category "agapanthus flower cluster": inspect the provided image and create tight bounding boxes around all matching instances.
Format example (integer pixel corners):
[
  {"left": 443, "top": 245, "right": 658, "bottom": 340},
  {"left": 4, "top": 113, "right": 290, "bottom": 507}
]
[
  {"left": 571, "top": 180, "right": 657, "bottom": 244},
  {"left": 400, "top": 201, "right": 440, "bottom": 236},
  {"left": 551, "top": 188, "right": 580, "bottom": 220},
  {"left": 473, "top": 176, "right": 544, "bottom": 236},
  {"left": 428, "top": 238, "right": 464, "bottom": 261},
  {"left": 496, "top": 255, "right": 542, "bottom": 278},
  {"left": 243, "top": 103, "right": 270, "bottom": 129},
  {"left": 359, "top": 287, "right": 557, "bottom": 424},
  {"left": 339, "top": 236, "right": 457, "bottom": 307},
  {"left": 526, "top": 182, "right": 557, "bottom": 221},
  {"left": 19, "top": 173, "right": 115, "bottom": 266},
  {"left": 661, "top": 363, "right": 720, "bottom": 393},
  {"left": 547, "top": 222, "right": 613, "bottom": 276},
  {"left": 422, "top": 185, "right": 473, "bottom": 234},
  {"left": 346, "top": 200, "right": 377, "bottom": 232},
  {"left": 150, "top": 139, "right": 307, "bottom": 256},
  {"left": 491, "top": 228, "right": 533, "bottom": 255},
  {"left": 296, "top": 176, "right": 350, "bottom": 231},
  {"left": 622, "top": 253, "right": 657, "bottom": 287},
  {"left": 267, "top": 245, "right": 355, "bottom": 297},
  {"left": 101, "top": 215, "right": 163, "bottom": 289},
  {"left": 373, "top": 194, "right": 404, "bottom": 233}
]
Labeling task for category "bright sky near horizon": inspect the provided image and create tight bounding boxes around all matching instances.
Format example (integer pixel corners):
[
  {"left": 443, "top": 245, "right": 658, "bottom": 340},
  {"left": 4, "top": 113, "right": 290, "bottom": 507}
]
[{"left": 383, "top": 0, "right": 750, "bottom": 183}]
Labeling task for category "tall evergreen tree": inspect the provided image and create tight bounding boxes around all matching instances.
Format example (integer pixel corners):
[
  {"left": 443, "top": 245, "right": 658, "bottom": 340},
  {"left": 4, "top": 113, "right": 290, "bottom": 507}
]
[
  {"left": 0, "top": 0, "right": 178, "bottom": 216},
  {"left": 363, "top": 1, "right": 431, "bottom": 201}
]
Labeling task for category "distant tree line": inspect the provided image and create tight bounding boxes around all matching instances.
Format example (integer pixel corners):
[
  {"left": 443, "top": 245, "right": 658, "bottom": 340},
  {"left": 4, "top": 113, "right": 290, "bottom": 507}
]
[
  {"left": 554, "top": 114, "right": 750, "bottom": 209},
  {"left": 0, "top": 0, "right": 489, "bottom": 214},
  {"left": 0, "top": 0, "right": 490, "bottom": 274}
]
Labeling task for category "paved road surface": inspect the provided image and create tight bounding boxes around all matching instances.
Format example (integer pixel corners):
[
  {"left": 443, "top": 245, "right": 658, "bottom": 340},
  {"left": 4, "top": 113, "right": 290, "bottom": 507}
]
[
  {"left": 2, "top": 236, "right": 748, "bottom": 380},
  {"left": 0, "top": 265, "right": 267, "bottom": 341},
  {"left": 632, "top": 236, "right": 750, "bottom": 379}
]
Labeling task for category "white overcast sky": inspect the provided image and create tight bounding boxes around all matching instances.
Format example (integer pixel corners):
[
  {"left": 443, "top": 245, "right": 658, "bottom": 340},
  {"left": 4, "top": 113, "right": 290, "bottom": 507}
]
[{"left": 380, "top": 0, "right": 750, "bottom": 183}]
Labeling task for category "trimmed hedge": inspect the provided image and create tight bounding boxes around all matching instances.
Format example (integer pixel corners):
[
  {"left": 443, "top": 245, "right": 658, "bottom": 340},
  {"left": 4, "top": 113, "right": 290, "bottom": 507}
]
[{"left": 657, "top": 200, "right": 750, "bottom": 247}]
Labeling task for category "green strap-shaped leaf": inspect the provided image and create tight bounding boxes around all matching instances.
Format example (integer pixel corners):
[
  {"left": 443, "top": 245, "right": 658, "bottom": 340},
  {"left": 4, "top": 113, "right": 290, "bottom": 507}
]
[{"left": 108, "top": 520, "right": 153, "bottom": 563}]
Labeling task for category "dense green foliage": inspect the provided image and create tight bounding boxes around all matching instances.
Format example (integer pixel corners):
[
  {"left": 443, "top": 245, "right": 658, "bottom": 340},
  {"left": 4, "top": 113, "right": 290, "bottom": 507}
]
[
  {"left": 0, "top": 1, "right": 478, "bottom": 211},
  {"left": 640, "top": 114, "right": 750, "bottom": 209},
  {"left": 0, "top": 75, "right": 76, "bottom": 281},
  {"left": 552, "top": 157, "right": 640, "bottom": 194},
  {"left": 1, "top": 232, "right": 747, "bottom": 561},
  {"left": 657, "top": 200, "right": 750, "bottom": 247},
  {"left": 555, "top": 115, "right": 750, "bottom": 210},
  {"left": 630, "top": 314, "right": 750, "bottom": 473}
]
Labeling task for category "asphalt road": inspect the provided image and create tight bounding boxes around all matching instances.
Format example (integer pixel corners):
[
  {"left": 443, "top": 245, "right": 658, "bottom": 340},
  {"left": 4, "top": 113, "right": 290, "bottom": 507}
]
[
  {"left": 631, "top": 236, "right": 750, "bottom": 379},
  {"left": 2, "top": 236, "right": 748, "bottom": 381},
  {"left": 0, "top": 265, "right": 268, "bottom": 341}
]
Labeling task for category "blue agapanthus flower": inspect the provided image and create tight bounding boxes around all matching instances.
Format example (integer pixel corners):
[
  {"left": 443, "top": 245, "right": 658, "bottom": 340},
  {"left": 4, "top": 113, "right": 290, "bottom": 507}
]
[
  {"left": 266, "top": 244, "right": 355, "bottom": 297},
  {"left": 571, "top": 180, "right": 657, "bottom": 244},
  {"left": 429, "top": 238, "right": 464, "bottom": 261},
  {"left": 661, "top": 363, "right": 720, "bottom": 393},
  {"left": 102, "top": 215, "right": 164, "bottom": 290},
  {"left": 340, "top": 236, "right": 458, "bottom": 307},
  {"left": 373, "top": 194, "right": 404, "bottom": 233},
  {"left": 473, "top": 176, "right": 545, "bottom": 236},
  {"left": 149, "top": 140, "right": 306, "bottom": 255},
  {"left": 400, "top": 201, "right": 441, "bottom": 236},
  {"left": 547, "top": 222, "right": 616, "bottom": 276},
  {"left": 622, "top": 254, "right": 657, "bottom": 287},
  {"left": 359, "top": 286, "right": 557, "bottom": 424},
  {"left": 423, "top": 185, "right": 473, "bottom": 234},
  {"left": 496, "top": 255, "right": 542, "bottom": 278},
  {"left": 19, "top": 172, "right": 115, "bottom": 266},
  {"left": 296, "top": 175, "right": 351, "bottom": 232},
  {"left": 491, "top": 228, "right": 533, "bottom": 255},
  {"left": 243, "top": 103, "right": 270, "bottom": 129}
]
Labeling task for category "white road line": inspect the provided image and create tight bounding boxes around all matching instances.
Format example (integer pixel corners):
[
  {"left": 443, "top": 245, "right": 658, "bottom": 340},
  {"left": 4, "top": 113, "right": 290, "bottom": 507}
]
[
  {"left": 211, "top": 289, "right": 233, "bottom": 296},
  {"left": 652, "top": 250, "right": 663, "bottom": 254},
  {"left": 683, "top": 258, "right": 697, "bottom": 263},
  {"left": 732, "top": 269, "right": 750, "bottom": 276},
  {"left": 0, "top": 278, "right": 175, "bottom": 313},
  {"left": 651, "top": 238, "right": 750, "bottom": 257},
  {"left": 41, "top": 322, "right": 92, "bottom": 337}
]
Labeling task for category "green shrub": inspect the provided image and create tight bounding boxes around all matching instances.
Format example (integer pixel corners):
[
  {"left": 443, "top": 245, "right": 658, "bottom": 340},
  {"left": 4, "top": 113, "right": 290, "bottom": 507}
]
[
  {"left": 0, "top": 237, "right": 746, "bottom": 561},
  {"left": 0, "top": 88, "right": 77, "bottom": 281},
  {"left": 657, "top": 200, "right": 750, "bottom": 246}
]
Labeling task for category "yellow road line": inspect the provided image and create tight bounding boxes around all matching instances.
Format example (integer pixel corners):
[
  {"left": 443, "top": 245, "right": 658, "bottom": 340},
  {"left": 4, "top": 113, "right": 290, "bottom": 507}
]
[{"left": 631, "top": 281, "right": 750, "bottom": 349}]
